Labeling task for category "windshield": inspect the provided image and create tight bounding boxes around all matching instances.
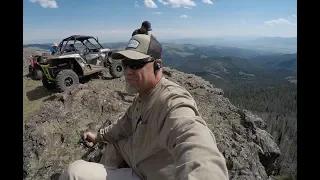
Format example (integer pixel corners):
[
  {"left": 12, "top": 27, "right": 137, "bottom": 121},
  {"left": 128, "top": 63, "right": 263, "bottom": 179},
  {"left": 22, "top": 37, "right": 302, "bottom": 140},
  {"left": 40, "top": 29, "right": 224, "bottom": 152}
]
[{"left": 83, "top": 38, "right": 102, "bottom": 49}]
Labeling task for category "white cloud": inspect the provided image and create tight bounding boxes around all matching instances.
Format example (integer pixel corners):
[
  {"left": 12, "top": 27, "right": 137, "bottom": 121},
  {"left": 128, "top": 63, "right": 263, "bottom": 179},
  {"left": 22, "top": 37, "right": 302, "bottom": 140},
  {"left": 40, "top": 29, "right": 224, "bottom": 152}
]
[
  {"left": 264, "top": 18, "right": 296, "bottom": 26},
  {"left": 171, "top": 0, "right": 196, "bottom": 8},
  {"left": 287, "top": 14, "right": 297, "bottom": 20},
  {"left": 202, "top": 0, "right": 213, "bottom": 4},
  {"left": 180, "top": 15, "right": 189, "bottom": 18},
  {"left": 157, "top": 0, "right": 212, "bottom": 8},
  {"left": 144, "top": 0, "right": 158, "bottom": 8},
  {"left": 29, "top": 0, "right": 58, "bottom": 8},
  {"left": 158, "top": 0, "right": 169, "bottom": 5},
  {"left": 134, "top": 1, "right": 139, "bottom": 8},
  {"left": 152, "top": 12, "right": 162, "bottom": 15},
  {"left": 157, "top": 0, "right": 196, "bottom": 8},
  {"left": 241, "top": 21, "right": 246, "bottom": 24}
]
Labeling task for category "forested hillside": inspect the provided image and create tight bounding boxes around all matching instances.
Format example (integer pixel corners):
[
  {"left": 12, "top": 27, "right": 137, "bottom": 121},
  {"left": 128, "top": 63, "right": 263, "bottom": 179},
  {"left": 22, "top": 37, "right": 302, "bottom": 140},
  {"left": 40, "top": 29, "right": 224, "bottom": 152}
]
[{"left": 165, "top": 49, "right": 297, "bottom": 179}]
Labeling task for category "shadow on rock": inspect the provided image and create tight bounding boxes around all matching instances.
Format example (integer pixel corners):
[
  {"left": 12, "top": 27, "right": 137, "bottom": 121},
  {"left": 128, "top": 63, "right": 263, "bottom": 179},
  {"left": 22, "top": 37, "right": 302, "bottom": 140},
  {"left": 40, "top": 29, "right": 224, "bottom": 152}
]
[
  {"left": 26, "top": 86, "right": 56, "bottom": 101},
  {"left": 50, "top": 173, "right": 61, "bottom": 180},
  {"left": 24, "top": 74, "right": 32, "bottom": 78},
  {"left": 79, "top": 77, "right": 91, "bottom": 84},
  {"left": 24, "top": 73, "right": 40, "bottom": 81},
  {"left": 101, "top": 76, "right": 115, "bottom": 80},
  {"left": 115, "top": 91, "right": 135, "bottom": 103}
]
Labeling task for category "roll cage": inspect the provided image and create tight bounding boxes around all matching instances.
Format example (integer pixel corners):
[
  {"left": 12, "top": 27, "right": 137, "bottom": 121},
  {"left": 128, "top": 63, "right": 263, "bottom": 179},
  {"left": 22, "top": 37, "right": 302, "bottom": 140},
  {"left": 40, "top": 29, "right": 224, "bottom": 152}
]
[{"left": 56, "top": 35, "right": 104, "bottom": 55}]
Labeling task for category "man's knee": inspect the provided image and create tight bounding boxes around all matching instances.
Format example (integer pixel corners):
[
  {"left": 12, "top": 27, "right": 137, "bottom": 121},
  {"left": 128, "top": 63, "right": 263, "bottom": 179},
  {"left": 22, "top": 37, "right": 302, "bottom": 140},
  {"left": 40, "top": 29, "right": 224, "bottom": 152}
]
[
  {"left": 59, "top": 160, "right": 88, "bottom": 180},
  {"left": 66, "top": 160, "right": 87, "bottom": 176},
  {"left": 60, "top": 160, "right": 108, "bottom": 180}
]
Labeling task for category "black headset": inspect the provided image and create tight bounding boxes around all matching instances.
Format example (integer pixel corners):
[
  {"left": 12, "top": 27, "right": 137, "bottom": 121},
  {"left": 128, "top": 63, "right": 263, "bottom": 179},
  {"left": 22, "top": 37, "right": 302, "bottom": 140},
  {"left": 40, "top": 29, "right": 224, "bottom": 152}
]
[{"left": 153, "top": 61, "right": 161, "bottom": 73}]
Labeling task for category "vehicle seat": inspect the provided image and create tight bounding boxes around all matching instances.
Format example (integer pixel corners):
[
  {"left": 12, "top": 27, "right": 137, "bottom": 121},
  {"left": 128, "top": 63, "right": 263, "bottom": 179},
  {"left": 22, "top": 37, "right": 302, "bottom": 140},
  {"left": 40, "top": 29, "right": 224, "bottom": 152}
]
[{"left": 85, "top": 53, "right": 99, "bottom": 64}]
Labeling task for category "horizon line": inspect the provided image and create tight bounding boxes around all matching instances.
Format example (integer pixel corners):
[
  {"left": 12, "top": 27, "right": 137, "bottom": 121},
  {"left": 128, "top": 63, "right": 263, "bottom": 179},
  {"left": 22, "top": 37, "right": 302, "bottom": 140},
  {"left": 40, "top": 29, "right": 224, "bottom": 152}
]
[{"left": 23, "top": 35, "right": 297, "bottom": 45}]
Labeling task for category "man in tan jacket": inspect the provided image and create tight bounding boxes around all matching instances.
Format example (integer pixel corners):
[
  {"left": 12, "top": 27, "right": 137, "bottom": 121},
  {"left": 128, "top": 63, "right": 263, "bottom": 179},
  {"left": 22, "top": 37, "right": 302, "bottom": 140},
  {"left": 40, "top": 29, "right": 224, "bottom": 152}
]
[{"left": 59, "top": 34, "right": 229, "bottom": 180}]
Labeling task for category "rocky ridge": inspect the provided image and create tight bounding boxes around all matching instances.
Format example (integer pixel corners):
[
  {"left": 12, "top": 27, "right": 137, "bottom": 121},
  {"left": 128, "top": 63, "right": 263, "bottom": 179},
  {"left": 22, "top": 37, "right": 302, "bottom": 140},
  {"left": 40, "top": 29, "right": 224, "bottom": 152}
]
[{"left": 23, "top": 67, "right": 281, "bottom": 180}]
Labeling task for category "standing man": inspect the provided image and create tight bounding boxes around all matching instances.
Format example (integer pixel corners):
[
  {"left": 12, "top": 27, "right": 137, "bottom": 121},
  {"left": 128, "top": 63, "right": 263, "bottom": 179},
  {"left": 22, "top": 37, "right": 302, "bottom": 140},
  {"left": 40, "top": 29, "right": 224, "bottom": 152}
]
[
  {"left": 49, "top": 43, "right": 58, "bottom": 55},
  {"left": 58, "top": 34, "right": 229, "bottom": 180},
  {"left": 132, "top": 21, "right": 152, "bottom": 37}
]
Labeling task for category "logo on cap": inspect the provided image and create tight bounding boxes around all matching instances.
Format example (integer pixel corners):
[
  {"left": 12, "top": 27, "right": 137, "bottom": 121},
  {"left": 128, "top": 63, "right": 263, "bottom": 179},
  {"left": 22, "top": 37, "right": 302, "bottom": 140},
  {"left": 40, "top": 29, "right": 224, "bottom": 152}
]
[{"left": 127, "top": 39, "right": 140, "bottom": 49}]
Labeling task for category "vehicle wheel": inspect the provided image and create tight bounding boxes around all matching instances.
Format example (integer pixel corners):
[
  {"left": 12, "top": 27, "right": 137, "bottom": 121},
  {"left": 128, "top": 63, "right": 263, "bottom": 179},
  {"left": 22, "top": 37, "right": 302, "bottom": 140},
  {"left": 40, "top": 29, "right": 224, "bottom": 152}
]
[
  {"left": 34, "top": 70, "right": 43, "bottom": 80},
  {"left": 109, "top": 62, "right": 124, "bottom": 78},
  {"left": 28, "top": 65, "right": 33, "bottom": 75},
  {"left": 55, "top": 69, "right": 79, "bottom": 92},
  {"left": 42, "top": 75, "right": 56, "bottom": 90}
]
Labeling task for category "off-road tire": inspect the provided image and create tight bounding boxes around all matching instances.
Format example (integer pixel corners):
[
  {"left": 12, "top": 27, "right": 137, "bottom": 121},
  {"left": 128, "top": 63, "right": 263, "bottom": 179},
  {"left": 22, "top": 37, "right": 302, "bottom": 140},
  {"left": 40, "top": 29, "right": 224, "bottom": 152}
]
[
  {"left": 109, "top": 62, "right": 124, "bottom": 78},
  {"left": 55, "top": 69, "right": 79, "bottom": 92},
  {"left": 34, "top": 69, "right": 43, "bottom": 80},
  {"left": 42, "top": 76, "right": 56, "bottom": 90},
  {"left": 28, "top": 65, "right": 33, "bottom": 75}
]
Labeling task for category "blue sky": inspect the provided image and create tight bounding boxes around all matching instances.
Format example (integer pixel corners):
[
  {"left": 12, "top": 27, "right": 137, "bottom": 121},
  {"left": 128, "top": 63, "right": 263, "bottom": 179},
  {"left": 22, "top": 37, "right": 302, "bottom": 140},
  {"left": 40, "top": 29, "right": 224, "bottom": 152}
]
[{"left": 23, "top": 0, "right": 297, "bottom": 44}]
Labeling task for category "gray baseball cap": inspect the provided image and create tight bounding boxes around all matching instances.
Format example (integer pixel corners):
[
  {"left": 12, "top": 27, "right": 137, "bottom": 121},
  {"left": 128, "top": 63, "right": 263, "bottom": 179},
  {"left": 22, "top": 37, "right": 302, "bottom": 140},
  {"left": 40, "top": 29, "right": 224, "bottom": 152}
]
[{"left": 111, "top": 34, "right": 162, "bottom": 60}]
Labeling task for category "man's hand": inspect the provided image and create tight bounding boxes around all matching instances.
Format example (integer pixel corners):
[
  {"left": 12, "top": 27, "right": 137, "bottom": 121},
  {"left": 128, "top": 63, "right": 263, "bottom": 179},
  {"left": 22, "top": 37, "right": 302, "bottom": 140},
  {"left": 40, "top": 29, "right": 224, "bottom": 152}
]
[{"left": 83, "top": 131, "right": 97, "bottom": 147}]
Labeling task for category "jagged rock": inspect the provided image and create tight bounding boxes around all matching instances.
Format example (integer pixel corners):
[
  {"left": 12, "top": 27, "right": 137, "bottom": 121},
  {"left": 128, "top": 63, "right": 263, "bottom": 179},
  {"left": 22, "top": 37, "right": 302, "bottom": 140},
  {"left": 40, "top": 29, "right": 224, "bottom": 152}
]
[
  {"left": 23, "top": 67, "right": 281, "bottom": 180},
  {"left": 238, "top": 109, "right": 267, "bottom": 130},
  {"left": 254, "top": 129, "right": 281, "bottom": 176}
]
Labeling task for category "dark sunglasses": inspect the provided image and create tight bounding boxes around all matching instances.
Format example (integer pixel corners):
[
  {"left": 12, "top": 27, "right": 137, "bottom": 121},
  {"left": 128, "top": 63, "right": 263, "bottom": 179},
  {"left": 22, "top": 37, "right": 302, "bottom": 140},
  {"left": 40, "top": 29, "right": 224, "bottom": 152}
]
[{"left": 122, "top": 58, "right": 154, "bottom": 70}]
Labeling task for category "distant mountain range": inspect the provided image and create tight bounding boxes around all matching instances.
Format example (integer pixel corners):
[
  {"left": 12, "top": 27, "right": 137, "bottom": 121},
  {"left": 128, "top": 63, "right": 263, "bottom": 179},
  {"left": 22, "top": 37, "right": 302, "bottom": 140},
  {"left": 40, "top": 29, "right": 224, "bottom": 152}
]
[
  {"left": 23, "top": 40, "right": 297, "bottom": 85},
  {"left": 23, "top": 43, "right": 52, "bottom": 50},
  {"left": 24, "top": 36, "right": 296, "bottom": 54},
  {"left": 163, "top": 36, "right": 297, "bottom": 54},
  {"left": 250, "top": 53, "right": 297, "bottom": 71}
]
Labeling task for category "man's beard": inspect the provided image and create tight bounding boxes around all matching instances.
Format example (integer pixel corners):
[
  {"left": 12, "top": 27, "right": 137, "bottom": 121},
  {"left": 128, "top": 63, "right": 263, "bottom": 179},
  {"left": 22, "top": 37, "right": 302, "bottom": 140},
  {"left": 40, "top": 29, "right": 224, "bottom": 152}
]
[{"left": 124, "top": 82, "right": 139, "bottom": 95}]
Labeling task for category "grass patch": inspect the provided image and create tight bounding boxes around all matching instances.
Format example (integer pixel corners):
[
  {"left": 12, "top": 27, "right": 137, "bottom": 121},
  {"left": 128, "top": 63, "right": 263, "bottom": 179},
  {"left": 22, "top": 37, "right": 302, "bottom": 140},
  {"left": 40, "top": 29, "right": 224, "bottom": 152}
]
[
  {"left": 273, "top": 174, "right": 295, "bottom": 180},
  {"left": 23, "top": 75, "right": 55, "bottom": 121}
]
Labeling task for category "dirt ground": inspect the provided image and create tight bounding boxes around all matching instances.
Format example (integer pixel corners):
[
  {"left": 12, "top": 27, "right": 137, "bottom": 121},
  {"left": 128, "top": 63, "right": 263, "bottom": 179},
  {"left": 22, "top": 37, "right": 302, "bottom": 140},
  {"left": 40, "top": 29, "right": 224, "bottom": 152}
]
[{"left": 23, "top": 75, "right": 56, "bottom": 120}]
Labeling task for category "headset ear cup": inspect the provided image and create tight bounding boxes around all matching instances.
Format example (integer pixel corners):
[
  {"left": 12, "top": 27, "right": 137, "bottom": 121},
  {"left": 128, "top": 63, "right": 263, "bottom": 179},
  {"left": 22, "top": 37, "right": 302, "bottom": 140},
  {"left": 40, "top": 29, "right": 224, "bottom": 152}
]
[{"left": 154, "top": 61, "right": 161, "bottom": 72}]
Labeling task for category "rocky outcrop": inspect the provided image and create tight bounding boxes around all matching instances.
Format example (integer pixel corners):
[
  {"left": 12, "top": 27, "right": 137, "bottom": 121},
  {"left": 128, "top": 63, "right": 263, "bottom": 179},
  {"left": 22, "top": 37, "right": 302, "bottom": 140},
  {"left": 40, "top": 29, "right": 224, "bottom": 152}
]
[{"left": 23, "top": 67, "right": 281, "bottom": 180}]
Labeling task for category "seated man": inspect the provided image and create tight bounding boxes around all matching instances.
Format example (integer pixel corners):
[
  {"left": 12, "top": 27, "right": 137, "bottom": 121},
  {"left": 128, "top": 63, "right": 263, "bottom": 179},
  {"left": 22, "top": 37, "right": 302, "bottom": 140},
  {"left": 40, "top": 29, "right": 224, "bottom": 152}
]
[
  {"left": 49, "top": 43, "right": 58, "bottom": 55},
  {"left": 66, "top": 44, "right": 76, "bottom": 52},
  {"left": 58, "top": 34, "right": 229, "bottom": 180}
]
